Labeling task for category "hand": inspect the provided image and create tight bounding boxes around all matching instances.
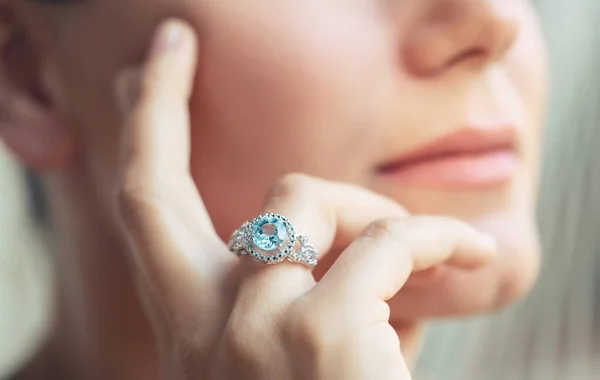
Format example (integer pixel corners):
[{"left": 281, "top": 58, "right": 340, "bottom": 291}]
[{"left": 113, "top": 19, "right": 496, "bottom": 380}]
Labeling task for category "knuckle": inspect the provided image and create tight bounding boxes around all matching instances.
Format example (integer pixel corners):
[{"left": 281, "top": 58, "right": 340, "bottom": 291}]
[
  {"left": 137, "top": 68, "right": 159, "bottom": 103},
  {"left": 282, "top": 300, "right": 332, "bottom": 352},
  {"left": 269, "top": 173, "right": 314, "bottom": 198},
  {"left": 222, "top": 311, "right": 269, "bottom": 363},
  {"left": 132, "top": 71, "right": 172, "bottom": 119},
  {"left": 114, "top": 175, "right": 162, "bottom": 227},
  {"left": 372, "top": 301, "right": 391, "bottom": 323},
  {"left": 116, "top": 69, "right": 143, "bottom": 112},
  {"left": 364, "top": 218, "right": 407, "bottom": 240},
  {"left": 361, "top": 218, "right": 416, "bottom": 264},
  {"left": 366, "top": 216, "right": 466, "bottom": 243},
  {"left": 266, "top": 173, "right": 315, "bottom": 205},
  {"left": 222, "top": 322, "right": 251, "bottom": 358},
  {"left": 174, "top": 341, "right": 206, "bottom": 378}
]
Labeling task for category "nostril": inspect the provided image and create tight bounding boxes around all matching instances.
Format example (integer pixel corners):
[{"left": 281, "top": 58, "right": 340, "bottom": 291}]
[
  {"left": 442, "top": 47, "right": 488, "bottom": 71},
  {"left": 402, "top": 42, "right": 490, "bottom": 78},
  {"left": 401, "top": 2, "right": 519, "bottom": 78}
]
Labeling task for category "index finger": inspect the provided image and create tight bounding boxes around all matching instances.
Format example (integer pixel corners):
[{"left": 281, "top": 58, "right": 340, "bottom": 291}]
[
  {"left": 113, "top": 20, "right": 232, "bottom": 319},
  {"left": 316, "top": 216, "right": 496, "bottom": 303}
]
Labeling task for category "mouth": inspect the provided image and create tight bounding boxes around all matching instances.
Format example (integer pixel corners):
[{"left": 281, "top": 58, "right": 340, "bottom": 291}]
[{"left": 376, "top": 126, "right": 519, "bottom": 189}]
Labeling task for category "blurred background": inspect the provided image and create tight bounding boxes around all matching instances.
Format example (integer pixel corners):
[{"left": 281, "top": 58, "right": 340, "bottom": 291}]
[
  {"left": 1, "top": 0, "right": 599, "bottom": 379},
  {"left": 0, "top": 148, "right": 52, "bottom": 378}
]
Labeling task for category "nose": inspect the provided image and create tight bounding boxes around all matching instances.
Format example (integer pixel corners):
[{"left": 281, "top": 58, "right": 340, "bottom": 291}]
[{"left": 402, "top": 0, "right": 519, "bottom": 77}]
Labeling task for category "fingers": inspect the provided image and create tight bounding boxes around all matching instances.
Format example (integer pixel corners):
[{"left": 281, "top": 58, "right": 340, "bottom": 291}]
[
  {"left": 114, "top": 19, "right": 231, "bottom": 322},
  {"left": 263, "top": 174, "right": 409, "bottom": 255},
  {"left": 388, "top": 260, "right": 519, "bottom": 319},
  {"left": 116, "top": 19, "right": 200, "bottom": 200},
  {"left": 314, "top": 216, "right": 496, "bottom": 305},
  {"left": 390, "top": 226, "right": 539, "bottom": 318},
  {"left": 323, "top": 324, "right": 412, "bottom": 380},
  {"left": 237, "top": 174, "right": 409, "bottom": 289}
]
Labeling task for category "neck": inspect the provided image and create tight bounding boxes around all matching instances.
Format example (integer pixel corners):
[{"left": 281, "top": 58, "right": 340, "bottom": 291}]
[{"left": 44, "top": 172, "right": 160, "bottom": 380}]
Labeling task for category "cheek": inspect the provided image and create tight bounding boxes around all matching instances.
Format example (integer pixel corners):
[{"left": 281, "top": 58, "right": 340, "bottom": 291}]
[
  {"left": 508, "top": 6, "right": 548, "bottom": 128},
  {"left": 194, "top": 9, "right": 391, "bottom": 177},
  {"left": 47, "top": 0, "right": 185, "bottom": 129},
  {"left": 506, "top": 6, "right": 548, "bottom": 189},
  {"left": 190, "top": 10, "right": 393, "bottom": 232}
]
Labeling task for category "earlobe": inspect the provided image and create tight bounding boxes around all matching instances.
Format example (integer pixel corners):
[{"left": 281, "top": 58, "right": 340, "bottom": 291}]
[
  {"left": 0, "top": 91, "right": 76, "bottom": 171},
  {"left": 0, "top": 9, "right": 77, "bottom": 172}
]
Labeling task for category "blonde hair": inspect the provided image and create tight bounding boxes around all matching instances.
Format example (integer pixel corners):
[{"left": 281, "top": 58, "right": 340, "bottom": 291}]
[{"left": 418, "top": 1, "right": 600, "bottom": 379}]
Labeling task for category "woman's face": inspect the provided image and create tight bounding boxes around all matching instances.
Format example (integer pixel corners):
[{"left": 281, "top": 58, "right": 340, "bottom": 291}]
[{"left": 19, "top": 0, "right": 546, "bottom": 310}]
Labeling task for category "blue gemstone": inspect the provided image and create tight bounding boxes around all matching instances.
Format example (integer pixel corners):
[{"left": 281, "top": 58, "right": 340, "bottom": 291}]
[{"left": 252, "top": 216, "right": 288, "bottom": 252}]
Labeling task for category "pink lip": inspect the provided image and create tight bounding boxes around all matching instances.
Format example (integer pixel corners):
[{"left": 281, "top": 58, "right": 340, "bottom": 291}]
[{"left": 377, "top": 127, "right": 519, "bottom": 189}]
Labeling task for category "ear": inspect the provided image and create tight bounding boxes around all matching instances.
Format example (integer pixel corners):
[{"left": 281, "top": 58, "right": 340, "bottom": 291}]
[{"left": 0, "top": 4, "right": 76, "bottom": 172}]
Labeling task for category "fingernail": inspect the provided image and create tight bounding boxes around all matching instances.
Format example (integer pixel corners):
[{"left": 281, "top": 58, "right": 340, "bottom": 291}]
[
  {"left": 151, "top": 19, "right": 185, "bottom": 56},
  {"left": 115, "top": 68, "right": 141, "bottom": 113}
]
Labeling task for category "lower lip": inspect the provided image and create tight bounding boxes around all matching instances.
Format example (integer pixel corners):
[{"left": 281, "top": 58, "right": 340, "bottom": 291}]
[{"left": 377, "top": 149, "right": 519, "bottom": 189}]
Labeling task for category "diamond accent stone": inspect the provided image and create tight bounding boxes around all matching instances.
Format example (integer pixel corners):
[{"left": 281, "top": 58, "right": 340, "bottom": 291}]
[
  {"left": 252, "top": 215, "right": 288, "bottom": 252},
  {"left": 228, "top": 222, "right": 249, "bottom": 253},
  {"left": 290, "top": 234, "right": 318, "bottom": 268}
]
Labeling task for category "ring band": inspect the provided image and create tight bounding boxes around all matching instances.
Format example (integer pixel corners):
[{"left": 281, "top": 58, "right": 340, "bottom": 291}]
[{"left": 228, "top": 213, "right": 318, "bottom": 268}]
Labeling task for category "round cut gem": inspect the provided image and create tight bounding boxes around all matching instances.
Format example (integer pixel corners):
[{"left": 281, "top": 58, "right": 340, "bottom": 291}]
[{"left": 252, "top": 216, "right": 288, "bottom": 252}]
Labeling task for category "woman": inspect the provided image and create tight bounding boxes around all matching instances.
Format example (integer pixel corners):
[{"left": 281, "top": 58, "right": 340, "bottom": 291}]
[{"left": 0, "top": 1, "right": 546, "bottom": 379}]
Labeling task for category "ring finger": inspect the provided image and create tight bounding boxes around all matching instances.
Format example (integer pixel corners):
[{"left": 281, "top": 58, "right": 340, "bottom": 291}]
[{"left": 235, "top": 173, "right": 409, "bottom": 300}]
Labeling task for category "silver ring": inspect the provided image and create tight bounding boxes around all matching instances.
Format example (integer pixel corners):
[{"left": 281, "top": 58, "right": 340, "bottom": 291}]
[{"left": 228, "top": 213, "right": 318, "bottom": 268}]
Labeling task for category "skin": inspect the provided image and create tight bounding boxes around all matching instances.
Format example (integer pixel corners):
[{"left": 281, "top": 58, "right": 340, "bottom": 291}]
[
  {"left": 109, "top": 29, "right": 496, "bottom": 379},
  {"left": 0, "top": 0, "right": 546, "bottom": 378}
]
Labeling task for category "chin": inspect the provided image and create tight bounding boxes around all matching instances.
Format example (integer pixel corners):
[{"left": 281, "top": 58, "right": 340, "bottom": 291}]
[
  {"left": 498, "top": 233, "right": 540, "bottom": 309},
  {"left": 385, "top": 208, "right": 540, "bottom": 321},
  {"left": 470, "top": 210, "right": 541, "bottom": 311}
]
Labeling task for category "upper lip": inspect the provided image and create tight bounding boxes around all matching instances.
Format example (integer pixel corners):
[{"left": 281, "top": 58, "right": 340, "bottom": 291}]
[{"left": 378, "top": 126, "right": 517, "bottom": 172}]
